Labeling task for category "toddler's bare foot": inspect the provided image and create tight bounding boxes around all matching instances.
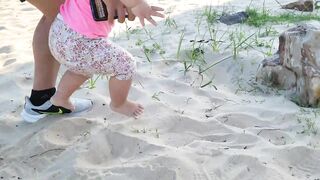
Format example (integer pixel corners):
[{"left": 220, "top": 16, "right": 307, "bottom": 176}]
[
  {"left": 50, "top": 96, "right": 75, "bottom": 111},
  {"left": 110, "top": 101, "right": 144, "bottom": 118}
]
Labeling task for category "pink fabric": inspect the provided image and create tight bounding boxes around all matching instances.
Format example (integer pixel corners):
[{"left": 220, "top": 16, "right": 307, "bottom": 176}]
[{"left": 60, "top": 0, "right": 113, "bottom": 38}]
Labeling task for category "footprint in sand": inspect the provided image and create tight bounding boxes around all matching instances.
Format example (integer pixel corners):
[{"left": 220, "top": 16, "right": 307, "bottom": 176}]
[
  {"left": 272, "top": 146, "right": 320, "bottom": 179},
  {"left": 78, "top": 129, "right": 164, "bottom": 166}
]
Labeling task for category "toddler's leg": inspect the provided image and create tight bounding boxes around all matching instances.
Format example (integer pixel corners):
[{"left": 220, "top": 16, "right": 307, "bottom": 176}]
[
  {"left": 109, "top": 77, "right": 144, "bottom": 118},
  {"left": 51, "top": 70, "right": 89, "bottom": 111}
]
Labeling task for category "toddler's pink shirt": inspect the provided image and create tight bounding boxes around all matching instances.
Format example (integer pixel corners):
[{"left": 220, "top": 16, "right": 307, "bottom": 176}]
[{"left": 60, "top": 0, "right": 113, "bottom": 38}]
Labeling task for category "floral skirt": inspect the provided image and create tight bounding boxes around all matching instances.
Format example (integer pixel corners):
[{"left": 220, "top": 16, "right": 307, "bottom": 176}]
[{"left": 49, "top": 14, "right": 136, "bottom": 80}]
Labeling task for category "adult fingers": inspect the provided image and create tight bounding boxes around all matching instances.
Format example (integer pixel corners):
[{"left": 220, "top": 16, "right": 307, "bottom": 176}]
[
  {"left": 107, "top": 5, "right": 116, "bottom": 24},
  {"left": 117, "top": 6, "right": 126, "bottom": 23},
  {"left": 127, "top": 8, "right": 136, "bottom": 21}
]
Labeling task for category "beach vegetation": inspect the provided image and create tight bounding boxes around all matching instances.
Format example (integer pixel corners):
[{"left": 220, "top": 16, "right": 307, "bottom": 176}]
[
  {"left": 245, "top": 8, "right": 320, "bottom": 27},
  {"left": 264, "top": 38, "right": 276, "bottom": 57},
  {"left": 163, "top": 6, "right": 178, "bottom": 29},
  {"left": 164, "top": 16, "right": 178, "bottom": 29},
  {"left": 297, "top": 108, "right": 319, "bottom": 135},
  {"left": 184, "top": 41, "right": 206, "bottom": 72},
  {"left": 207, "top": 24, "right": 225, "bottom": 52},
  {"left": 152, "top": 91, "right": 164, "bottom": 101},
  {"left": 227, "top": 29, "right": 255, "bottom": 59},
  {"left": 135, "top": 29, "right": 166, "bottom": 62},
  {"left": 176, "top": 29, "right": 185, "bottom": 59},
  {"left": 258, "top": 25, "right": 278, "bottom": 37},
  {"left": 85, "top": 75, "right": 102, "bottom": 89},
  {"left": 142, "top": 43, "right": 165, "bottom": 62},
  {"left": 199, "top": 55, "right": 232, "bottom": 74},
  {"left": 203, "top": 5, "right": 219, "bottom": 25},
  {"left": 135, "top": 38, "right": 144, "bottom": 46},
  {"left": 142, "top": 45, "right": 154, "bottom": 62},
  {"left": 143, "top": 27, "right": 155, "bottom": 41}
]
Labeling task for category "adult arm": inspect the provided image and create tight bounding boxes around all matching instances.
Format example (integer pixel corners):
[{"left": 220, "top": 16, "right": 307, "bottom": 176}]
[{"left": 104, "top": 0, "right": 135, "bottom": 24}]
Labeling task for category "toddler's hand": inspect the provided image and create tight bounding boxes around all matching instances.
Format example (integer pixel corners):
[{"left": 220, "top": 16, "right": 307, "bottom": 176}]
[{"left": 131, "top": 1, "right": 165, "bottom": 26}]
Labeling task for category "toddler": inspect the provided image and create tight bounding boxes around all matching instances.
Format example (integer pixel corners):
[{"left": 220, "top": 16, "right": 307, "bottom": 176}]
[{"left": 48, "top": 0, "right": 164, "bottom": 117}]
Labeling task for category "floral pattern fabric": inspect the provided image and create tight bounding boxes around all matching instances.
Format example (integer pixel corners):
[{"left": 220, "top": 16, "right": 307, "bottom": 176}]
[{"left": 49, "top": 15, "right": 136, "bottom": 80}]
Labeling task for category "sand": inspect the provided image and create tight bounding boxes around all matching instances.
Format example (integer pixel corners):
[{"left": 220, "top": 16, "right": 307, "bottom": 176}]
[{"left": 1, "top": 0, "right": 320, "bottom": 179}]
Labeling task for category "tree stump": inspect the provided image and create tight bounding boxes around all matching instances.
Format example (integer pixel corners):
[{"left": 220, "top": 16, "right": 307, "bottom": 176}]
[
  {"left": 256, "top": 23, "right": 320, "bottom": 107},
  {"left": 282, "top": 0, "right": 314, "bottom": 12}
]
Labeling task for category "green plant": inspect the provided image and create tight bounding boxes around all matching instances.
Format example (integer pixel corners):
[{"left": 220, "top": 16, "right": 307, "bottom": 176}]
[
  {"left": 176, "top": 29, "right": 185, "bottom": 59},
  {"left": 135, "top": 38, "right": 144, "bottom": 46},
  {"left": 297, "top": 108, "right": 320, "bottom": 135},
  {"left": 227, "top": 29, "right": 255, "bottom": 59},
  {"left": 203, "top": 6, "right": 219, "bottom": 25},
  {"left": 208, "top": 25, "right": 226, "bottom": 52},
  {"left": 180, "top": 34, "right": 208, "bottom": 72},
  {"left": 152, "top": 91, "right": 164, "bottom": 101},
  {"left": 264, "top": 38, "right": 276, "bottom": 57},
  {"left": 195, "top": 12, "right": 204, "bottom": 34},
  {"left": 199, "top": 55, "right": 232, "bottom": 74},
  {"left": 85, "top": 75, "right": 101, "bottom": 89},
  {"left": 254, "top": 34, "right": 265, "bottom": 47},
  {"left": 164, "top": 16, "right": 178, "bottom": 29},
  {"left": 184, "top": 46, "right": 205, "bottom": 72},
  {"left": 143, "top": 27, "right": 154, "bottom": 40},
  {"left": 245, "top": 8, "right": 320, "bottom": 27},
  {"left": 141, "top": 42, "right": 166, "bottom": 62},
  {"left": 306, "top": 118, "right": 318, "bottom": 135},
  {"left": 163, "top": 6, "right": 178, "bottom": 29},
  {"left": 142, "top": 45, "right": 154, "bottom": 62},
  {"left": 259, "top": 26, "right": 278, "bottom": 37},
  {"left": 124, "top": 23, "right": 142, "bottom": 40},
  {"left": 152, "top": 42, "right": 166, "bottom": 55}
]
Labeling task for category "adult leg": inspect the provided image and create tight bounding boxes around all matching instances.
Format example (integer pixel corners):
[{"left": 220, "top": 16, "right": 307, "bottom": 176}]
[
  {"left": 21, "top": 70, "right": 91, "bottom": 122},
  {"left": 32, "top": 16, "right": 60, "bottom": 90},
  {"left": 26, "top": 0, "right": 64, "bottom": 105},
  {"left": 21, "top": 0, "right": 92, "bottom": 122}
]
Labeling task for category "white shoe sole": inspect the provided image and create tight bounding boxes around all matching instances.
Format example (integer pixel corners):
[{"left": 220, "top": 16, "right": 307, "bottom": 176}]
[
  {"left": 21, "top": 109, "right": 47, "bottom": 123},
  {"left": 21, "top": 99, "right": 93, "bottom": 123}
]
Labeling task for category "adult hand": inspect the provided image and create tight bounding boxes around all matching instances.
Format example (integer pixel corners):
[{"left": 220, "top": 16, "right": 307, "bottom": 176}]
[
  {"left": 103, "top": 0, "right": 135, "bottom": 24},
  {"left": 131, "top": 2, "right": 165, "bottom": 26}
]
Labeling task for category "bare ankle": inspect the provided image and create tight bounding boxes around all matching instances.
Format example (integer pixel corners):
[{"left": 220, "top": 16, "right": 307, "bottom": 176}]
[
  {"left": 50, "top": 94, "right": 74, "bottom": 110},
  {"left": 110, "top": 101, "right": 126, "bottom": 109},
  {"left": 108, "top": 100, "right": 144, "bottom": 118}
]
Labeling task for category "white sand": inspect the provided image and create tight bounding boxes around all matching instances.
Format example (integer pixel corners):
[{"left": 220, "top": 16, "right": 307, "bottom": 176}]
[{"left": 1, "top": 0, "right": 320, "bottom": 179}]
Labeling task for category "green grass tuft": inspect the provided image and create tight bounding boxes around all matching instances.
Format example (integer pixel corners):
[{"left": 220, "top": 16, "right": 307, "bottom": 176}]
[{"left": 245, "top": 8, "right": 320, "bottom": 27}]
